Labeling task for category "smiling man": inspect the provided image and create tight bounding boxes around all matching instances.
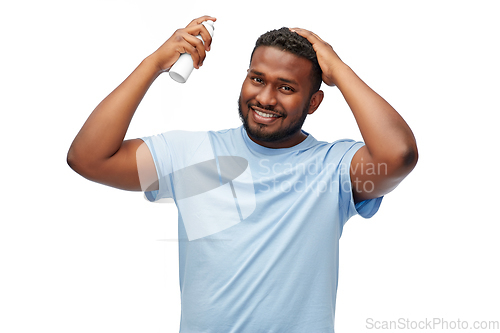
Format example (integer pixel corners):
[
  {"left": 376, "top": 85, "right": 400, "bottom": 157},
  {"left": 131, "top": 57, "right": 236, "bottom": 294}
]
[
  {"left": 68, "top": 16, "right": 418, "bottom": 333},
  {"left": 239, "top": 42, "right": 323, "bottom": 148}
]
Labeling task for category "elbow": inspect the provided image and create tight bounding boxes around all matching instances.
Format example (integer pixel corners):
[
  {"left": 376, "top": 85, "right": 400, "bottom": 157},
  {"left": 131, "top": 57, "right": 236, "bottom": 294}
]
[
  {"left": 379, "top": 143, "right": 418, "bottom": 177},
  {"left": 67, "top": 147, "right": 82, "bottom": 175},
  {"left": 67, "top": 146, "right": 76, "bottom": 170},
  {"left": 402, "top": 144, "right": 418, "bottom": 170},
  {"left": 392, "top": 144, "right": 418, "bottom": 177},
  {"left": 67, "top": 146, "right": 92, "bottom": 178}
]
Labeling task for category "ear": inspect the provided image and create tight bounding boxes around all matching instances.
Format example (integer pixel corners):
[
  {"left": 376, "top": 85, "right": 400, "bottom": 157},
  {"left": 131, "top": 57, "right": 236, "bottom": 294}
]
[{"left": 307, "top": 90, "right": 324, "bottom": 114}]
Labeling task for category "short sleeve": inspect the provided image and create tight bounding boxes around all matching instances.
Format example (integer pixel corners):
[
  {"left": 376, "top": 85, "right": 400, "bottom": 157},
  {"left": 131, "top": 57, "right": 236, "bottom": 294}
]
[
  {"left": 337, "top": 141, "right": 383, "bottom": 224},
  {"left": 140, "top": 134, "right": 175, "bottom": 202},
  {"left": 140, "top": 130, "right": 216, "bottom": 203}
]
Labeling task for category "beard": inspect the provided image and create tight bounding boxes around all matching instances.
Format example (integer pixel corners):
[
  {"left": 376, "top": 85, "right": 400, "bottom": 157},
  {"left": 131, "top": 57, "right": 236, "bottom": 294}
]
[{"left": 238, "top": 95, "right": 309, "bottom": 144}]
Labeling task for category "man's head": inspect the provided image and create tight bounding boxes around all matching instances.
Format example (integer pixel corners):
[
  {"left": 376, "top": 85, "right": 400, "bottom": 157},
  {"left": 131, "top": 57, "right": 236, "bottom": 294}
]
[
  {"left": 251, "top": 28, "right": 323, "bottom": 95},
  {"left": 239, "top": 28, "right": 324, "bottom": 148}
]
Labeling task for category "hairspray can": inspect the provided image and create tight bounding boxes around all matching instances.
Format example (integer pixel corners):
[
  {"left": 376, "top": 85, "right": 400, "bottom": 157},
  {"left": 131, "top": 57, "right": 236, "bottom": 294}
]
[{"left": 169, "top": 20, "right": 215, "bottom": 83}]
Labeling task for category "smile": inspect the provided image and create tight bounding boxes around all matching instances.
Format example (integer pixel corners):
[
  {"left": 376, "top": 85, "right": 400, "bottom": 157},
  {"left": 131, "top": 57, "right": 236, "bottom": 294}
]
[
  {"left": 251, "top": 106, "right": 282, "bottom": 118},
  {"left": 254, "top": 109, "right": 279, "bottom": 118}
]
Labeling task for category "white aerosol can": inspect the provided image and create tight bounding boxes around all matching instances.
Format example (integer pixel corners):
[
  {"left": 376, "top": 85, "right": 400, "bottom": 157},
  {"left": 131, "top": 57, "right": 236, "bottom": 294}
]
[{"left": 169, "top": 20, "right": 215, "bottom": 83}]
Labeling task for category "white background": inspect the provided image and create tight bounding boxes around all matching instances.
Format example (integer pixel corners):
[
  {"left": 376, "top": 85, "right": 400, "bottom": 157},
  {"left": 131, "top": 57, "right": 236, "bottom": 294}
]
[{"left": 1, "top": 0, "right": 499, "bottom": 332}]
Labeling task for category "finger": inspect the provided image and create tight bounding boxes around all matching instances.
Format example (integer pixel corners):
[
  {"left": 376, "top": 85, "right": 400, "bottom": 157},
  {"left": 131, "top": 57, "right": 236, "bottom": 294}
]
[
  {"left": 182, "top": 33, "right": 207, "bottom": 68},
  {"left": 186, "top": 15, "right": 217, "bottom": 28},
  {"left": 182, "top": 44, "right": 202, "bottom": 69},
  {"left": 289, "top": 28, "right": 324, "bottom": 43},
  {"left": 198, "top": 24, "right": 213, "bottom": 51},
  {"left": 185, "top": 23, "right": 213, "bottom": 51}
]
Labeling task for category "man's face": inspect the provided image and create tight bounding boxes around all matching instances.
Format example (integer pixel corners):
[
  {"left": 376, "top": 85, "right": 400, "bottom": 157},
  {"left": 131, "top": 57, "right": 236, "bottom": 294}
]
[{"left": 238, "top": 46, "right": 322, "bottom": 148}]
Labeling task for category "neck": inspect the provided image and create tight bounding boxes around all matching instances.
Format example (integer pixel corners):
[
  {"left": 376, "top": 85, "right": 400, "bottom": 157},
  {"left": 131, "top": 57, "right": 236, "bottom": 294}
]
[{"left": 247, "top": 130, "right": 308, "bottom": 149}]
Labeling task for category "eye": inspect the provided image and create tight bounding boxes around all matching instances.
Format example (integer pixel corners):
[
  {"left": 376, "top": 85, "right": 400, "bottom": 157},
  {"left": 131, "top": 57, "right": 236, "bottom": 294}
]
[
  {"left": 280, "top": 85, "right": 294, "bottom": 93},
  {"left": 251, "top": 77, "right": 264, "bottom": 84}
]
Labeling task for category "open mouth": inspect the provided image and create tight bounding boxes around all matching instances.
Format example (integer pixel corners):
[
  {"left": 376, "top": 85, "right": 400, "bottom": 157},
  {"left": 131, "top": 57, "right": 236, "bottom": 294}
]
[
  {"left": 250, "top": 106, "right": 283, "bottom": 125},
  {"left": 253, "top": 108, "right": 280, "bottom": 118}
]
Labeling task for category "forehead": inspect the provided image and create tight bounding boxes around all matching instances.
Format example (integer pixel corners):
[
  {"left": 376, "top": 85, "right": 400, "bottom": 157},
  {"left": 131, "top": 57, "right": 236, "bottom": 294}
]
[{"left": 249, "top": 46, "right": 313, "bottom": 88}]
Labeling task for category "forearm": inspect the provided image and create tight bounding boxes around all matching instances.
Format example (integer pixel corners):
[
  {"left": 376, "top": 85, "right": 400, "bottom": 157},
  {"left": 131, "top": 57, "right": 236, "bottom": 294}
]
[
  {"left": 333, "top": 61, "right": 418, "bottom": 166},
  {"left": 68, "top": 55, "right": 161, "bottom": 165}
]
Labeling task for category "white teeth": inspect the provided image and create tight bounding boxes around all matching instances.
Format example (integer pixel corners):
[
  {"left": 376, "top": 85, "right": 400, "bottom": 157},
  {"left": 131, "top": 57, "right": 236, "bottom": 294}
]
[{"left": 254, "top": 109, "right": 278, "bottom": 118}]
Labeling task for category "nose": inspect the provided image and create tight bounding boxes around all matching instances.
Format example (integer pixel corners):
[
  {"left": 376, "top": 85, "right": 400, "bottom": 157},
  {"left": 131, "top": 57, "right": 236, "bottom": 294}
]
[{"left": 255, "top": 84, "right": 277, "bottom": 108}]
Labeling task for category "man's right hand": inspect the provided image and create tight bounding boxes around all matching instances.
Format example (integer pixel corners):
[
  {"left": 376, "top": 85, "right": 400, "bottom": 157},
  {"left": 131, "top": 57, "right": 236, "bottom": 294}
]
[
  {"left": 150, "top": 15, "right": 217, "bottom": 74},
  {"left": 67, "top": 16, "right": 216, "bottom": 192}
]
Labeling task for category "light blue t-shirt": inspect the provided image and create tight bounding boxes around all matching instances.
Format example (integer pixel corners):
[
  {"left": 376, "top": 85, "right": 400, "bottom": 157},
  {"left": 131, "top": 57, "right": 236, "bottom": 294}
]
[{"left": 141, "top": 126, "right": 382, "bottom": 333}]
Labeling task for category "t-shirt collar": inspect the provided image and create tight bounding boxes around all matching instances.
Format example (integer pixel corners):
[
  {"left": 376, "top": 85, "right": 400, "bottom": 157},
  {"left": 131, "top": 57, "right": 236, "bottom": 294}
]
[{"left": 241, "top": 126, "right": 315, "bottom": 155}]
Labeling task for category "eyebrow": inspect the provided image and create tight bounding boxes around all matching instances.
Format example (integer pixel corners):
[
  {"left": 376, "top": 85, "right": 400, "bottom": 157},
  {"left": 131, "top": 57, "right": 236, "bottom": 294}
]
[{"left": 249, "top": 70, "right": 299, "bottom": 86}]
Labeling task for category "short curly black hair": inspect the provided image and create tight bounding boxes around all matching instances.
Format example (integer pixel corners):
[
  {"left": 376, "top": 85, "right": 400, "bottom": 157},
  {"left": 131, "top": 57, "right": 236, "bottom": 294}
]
[{"left": 250, "top": 27, "right": 322, "bottom": 95}]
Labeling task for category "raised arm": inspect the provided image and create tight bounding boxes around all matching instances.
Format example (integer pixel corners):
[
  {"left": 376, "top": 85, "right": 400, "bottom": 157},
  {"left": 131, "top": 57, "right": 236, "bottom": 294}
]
[
  {"left": 67, "top": 16, "right": 216, "bottom": 191},
  {"left": 291, "top": 28, "right": 418, "bottom": 203}
]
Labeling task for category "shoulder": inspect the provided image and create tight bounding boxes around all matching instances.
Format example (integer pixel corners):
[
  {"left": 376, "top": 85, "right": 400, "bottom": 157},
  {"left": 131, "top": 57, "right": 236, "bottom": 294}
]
[
  {"left": 303, "top": 136, "right": 363, "bottom": 160},
  {"left": 209, "top": 126, "right": 243, "bottom": 138},
  {"left": 207, "top": 126, "right": 247, "bottom": 148},
  {"left": 154, "top": 129, "right": 211, "bottom": 144}
]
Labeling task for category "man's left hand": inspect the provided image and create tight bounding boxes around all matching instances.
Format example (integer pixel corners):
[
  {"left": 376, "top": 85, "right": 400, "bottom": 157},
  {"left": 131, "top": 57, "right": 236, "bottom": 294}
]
[{"left": 289, "top": 28, "right": 343, "bottom": 87}]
